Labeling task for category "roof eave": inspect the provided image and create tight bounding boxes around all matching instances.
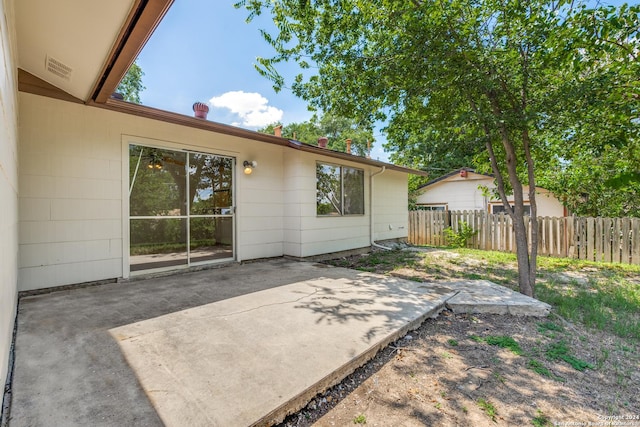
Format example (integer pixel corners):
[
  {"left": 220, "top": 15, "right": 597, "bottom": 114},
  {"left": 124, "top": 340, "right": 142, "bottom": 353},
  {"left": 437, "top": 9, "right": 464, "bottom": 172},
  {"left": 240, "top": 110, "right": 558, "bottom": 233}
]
[{"left": 92, "top": 99, "right": 428, "bottom": 175}]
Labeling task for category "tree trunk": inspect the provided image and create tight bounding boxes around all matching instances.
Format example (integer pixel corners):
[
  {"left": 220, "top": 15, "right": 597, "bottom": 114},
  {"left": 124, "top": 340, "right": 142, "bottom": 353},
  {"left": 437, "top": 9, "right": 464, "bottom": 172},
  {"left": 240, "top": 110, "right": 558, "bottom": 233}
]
[
  {"left": 523, "top": 129, "right": 538, "bottom": 294},
  {"left": 487, "top": 92, "right": 535, "bottom": 297},
  {"left": 512, "top": 215, "right": 534, "bottom": 297}
]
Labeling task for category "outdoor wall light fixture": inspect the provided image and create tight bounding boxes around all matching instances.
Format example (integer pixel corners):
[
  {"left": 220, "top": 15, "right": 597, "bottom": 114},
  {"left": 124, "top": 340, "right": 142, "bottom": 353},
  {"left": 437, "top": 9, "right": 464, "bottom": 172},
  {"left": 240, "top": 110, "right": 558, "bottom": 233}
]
[{"left": 243, "top": 160, "right": 257, "bottom": 175}]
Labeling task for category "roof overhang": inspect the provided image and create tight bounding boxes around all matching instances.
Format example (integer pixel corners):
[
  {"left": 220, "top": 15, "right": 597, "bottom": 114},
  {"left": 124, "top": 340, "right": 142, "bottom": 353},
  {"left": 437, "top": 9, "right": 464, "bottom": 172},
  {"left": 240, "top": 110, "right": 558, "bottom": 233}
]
[
  {"left": 93, "top": 99, "right": 428, "bottom": 176},
  {"left": 15, "top": 0, "right": 426, "bottom": 177},
  {"left": 16, "top": 0, "right": 173, "bottom": 103}
]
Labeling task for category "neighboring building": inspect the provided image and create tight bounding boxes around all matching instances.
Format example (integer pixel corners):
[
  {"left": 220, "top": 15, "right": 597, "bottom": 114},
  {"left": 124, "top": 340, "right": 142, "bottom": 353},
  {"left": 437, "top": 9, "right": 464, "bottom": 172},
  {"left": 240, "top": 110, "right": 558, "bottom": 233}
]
[
  {"left": 0, "top": 0, "right": 427, "bottom": 396},
  {"left": 415, "top": 168, "right": 566, "bottom": 217}
]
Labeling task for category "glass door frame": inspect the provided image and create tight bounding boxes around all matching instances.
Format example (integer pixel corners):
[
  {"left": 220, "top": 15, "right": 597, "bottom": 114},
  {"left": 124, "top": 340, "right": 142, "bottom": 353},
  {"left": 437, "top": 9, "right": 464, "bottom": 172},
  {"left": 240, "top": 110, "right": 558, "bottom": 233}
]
[{"left": 122, "top": 136, "right": 236, "bottom": 278}]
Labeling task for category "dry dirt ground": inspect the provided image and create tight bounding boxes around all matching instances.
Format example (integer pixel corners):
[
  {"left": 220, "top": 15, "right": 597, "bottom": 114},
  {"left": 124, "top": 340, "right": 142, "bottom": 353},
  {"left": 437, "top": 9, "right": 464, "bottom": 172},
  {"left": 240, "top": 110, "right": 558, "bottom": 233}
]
[{"left": 276, "top": 252, "right": 640, "bottom": 427}]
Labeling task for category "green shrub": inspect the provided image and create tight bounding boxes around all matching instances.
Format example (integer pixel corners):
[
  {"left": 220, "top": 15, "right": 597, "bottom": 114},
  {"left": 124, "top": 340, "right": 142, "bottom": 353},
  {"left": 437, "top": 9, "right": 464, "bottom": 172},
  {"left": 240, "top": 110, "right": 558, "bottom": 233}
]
[{"left": 444, "top": 221, "right": 478, "bottom": 248}]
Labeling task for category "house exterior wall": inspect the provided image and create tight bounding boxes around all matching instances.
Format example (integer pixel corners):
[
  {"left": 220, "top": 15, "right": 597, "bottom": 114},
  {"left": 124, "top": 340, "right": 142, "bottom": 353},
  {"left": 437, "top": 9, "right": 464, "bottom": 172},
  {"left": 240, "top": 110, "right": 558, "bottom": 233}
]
[
  {"left": 373, "top": 170, "right": 409, "bottom": 241},
  {"left": 416, "top": 172, "right": 565, "bottom": 217},
  {"left": 18, "top": 92, "right": 286, "bottom": 291},
  {"left": 283, "top": 150, "right": 305, "bottom": 257},
  {"left": 0, "top": 0, "right": 19, "bottom": 403},
  {"left": 416, "top": 174, "right": 487, "bottom": 211},
  {"left": 18, "top": 92, "right": 411, "bottom": 291},
  {"left": 532, "top": 188, "right": 565, "bottom": 217},
  {"left": 283, "top": 151, "right": 407, "bottom": 258}
]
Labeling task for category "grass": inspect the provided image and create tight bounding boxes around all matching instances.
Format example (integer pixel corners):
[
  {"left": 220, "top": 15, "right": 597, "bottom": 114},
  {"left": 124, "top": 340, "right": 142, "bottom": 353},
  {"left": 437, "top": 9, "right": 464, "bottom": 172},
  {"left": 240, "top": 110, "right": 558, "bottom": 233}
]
[
  {"left": 474, "top": 335, "right": 523, "bottom": 355},
  {"left": 130, "top": 239, "right": 218, "bottom": 255},
  {"left": 327, "top": 247, "right": 640, "bottom": 342},
  {"left": 537, "top": 321, "right": 563, "bottom": 333},
  {"left": 353, "top": 414, "right": 366, "bottom": 424},
  {"left": 527, "top": 359, "right": 564, "bottom": 382},
  {"left": 485, "top": 336, "right": 523, "bottom": 355},
  {"left": 545, "top": 341, "right": 594, "bottom": 371},
  {"left": 531, "top": 410, "right": 552, "bottom": 427},
  {"left": 477, "top": 398, "right": 498, "bottom": 422}
]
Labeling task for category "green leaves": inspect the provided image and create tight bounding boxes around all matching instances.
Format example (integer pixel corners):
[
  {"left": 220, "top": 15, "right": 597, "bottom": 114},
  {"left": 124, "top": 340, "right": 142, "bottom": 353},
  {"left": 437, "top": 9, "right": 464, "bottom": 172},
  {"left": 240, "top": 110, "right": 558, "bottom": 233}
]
[
  {"left": 257, "top": 112, "right": 375, "bottom": 157},
  {"left": 116, "top": 61, "right": 145, "bottom": 104}
]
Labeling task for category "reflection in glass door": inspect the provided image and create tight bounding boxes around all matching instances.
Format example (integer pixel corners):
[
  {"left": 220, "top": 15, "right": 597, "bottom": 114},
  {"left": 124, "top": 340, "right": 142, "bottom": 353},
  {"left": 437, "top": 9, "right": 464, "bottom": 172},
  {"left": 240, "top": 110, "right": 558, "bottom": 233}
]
[{"left": 128, "top": 144, "right": 234, "bottom": 272}]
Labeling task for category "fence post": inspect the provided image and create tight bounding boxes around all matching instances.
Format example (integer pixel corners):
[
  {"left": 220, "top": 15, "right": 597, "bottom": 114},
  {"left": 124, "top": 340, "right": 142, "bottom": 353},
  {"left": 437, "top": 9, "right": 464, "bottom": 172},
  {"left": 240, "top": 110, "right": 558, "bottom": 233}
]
[
  {"left": 613, "top": 218, "right": 621, "bottom": 263},
  {"left": 622, "top": 217, "right": 631, "bottom": 264},
  {"left": 632, "top": 218, "right": 640, "bottom": 265}
]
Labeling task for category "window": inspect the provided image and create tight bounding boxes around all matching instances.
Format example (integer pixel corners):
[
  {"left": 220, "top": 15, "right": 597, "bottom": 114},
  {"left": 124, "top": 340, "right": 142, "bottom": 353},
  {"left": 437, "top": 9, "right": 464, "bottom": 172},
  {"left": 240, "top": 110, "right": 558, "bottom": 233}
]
[
  {"left": 416, "top": 204, "right": 447, "bottom": 211},
  {"left": 128, "top": 144, "right": 234, "bottom": 272},
  {"left": 491, "top": 203, "right": 531, "bottom": 215},
  {"left": 316, "top": 163, "right": 364, "bottom": 216}
]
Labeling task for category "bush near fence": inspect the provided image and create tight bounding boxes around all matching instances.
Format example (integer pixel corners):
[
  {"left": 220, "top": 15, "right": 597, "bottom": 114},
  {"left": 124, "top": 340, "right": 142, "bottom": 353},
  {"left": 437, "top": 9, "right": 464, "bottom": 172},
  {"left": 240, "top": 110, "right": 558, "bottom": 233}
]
[{"left": 408, "top": 210, "right": 640, "bottom": 265}]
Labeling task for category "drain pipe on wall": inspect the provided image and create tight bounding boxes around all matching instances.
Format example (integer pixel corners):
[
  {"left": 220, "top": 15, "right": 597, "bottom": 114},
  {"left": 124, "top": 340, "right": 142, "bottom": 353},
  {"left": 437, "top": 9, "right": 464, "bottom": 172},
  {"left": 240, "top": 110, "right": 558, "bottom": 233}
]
[{"left": 370, "top": 166, "right": 393, "bottom": 250}]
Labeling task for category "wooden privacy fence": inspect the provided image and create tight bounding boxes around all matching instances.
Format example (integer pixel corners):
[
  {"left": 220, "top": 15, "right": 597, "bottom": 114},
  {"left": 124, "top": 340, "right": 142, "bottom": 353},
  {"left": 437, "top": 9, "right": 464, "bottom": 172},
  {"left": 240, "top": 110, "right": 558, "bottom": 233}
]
[{"left": 408, "top": 210, "right": 640, "bottom": 265}]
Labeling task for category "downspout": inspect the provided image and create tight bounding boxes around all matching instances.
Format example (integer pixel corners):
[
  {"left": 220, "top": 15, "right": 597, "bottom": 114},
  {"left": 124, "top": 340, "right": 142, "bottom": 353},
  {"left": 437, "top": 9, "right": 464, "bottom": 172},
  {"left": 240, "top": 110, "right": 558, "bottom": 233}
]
[{"left": 370, "top": 166, "right": 393, "bottom": 250}]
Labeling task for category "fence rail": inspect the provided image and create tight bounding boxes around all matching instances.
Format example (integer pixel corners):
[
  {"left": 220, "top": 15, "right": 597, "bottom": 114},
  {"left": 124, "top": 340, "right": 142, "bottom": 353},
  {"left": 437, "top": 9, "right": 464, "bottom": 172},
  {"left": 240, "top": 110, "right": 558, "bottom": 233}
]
[{"left": 408, "top": 210, "right": 640, "bottom": 265}]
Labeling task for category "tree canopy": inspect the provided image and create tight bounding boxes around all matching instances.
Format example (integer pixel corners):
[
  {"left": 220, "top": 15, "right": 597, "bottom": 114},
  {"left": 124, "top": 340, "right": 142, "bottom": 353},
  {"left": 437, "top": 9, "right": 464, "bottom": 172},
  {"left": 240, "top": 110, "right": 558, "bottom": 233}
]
[
  {"left": 259, "top": 113, "right": 375, "bottom": 156},
  {"left": 117, "top": 61, "right": 145, "bottom": 104},
  {"left": 239, "top": 0, "right": 639, "bottom": 296}
]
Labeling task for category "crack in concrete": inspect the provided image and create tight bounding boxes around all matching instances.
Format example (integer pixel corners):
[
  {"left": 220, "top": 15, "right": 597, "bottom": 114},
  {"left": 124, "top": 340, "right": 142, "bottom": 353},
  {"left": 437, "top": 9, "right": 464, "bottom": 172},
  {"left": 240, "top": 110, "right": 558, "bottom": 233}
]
[{"left": 204, "top": 287, "right": 322, "bottom": 319}]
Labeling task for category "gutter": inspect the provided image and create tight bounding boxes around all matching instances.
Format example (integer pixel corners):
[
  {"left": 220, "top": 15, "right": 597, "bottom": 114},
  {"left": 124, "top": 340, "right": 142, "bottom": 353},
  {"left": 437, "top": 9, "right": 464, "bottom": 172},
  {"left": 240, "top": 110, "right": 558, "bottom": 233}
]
[
  {"left": 88, "top": 100, "right": 430, "bottom": 177},
  {"left": 370, "top": 166, "right": 393, "bottom": 250}
]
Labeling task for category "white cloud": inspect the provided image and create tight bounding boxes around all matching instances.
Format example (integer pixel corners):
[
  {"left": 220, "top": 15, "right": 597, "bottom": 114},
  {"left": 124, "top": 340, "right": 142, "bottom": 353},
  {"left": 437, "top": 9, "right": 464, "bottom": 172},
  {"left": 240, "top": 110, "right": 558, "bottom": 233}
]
[{"left": 209, "top": 91, "right": 283, "bottom": 128}]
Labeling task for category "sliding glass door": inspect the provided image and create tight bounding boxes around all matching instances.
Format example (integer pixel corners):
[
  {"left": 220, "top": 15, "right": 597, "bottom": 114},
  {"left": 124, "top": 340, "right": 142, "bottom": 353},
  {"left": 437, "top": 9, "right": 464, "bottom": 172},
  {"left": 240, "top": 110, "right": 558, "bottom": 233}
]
[{"left": 128, "top": 144, "right": 234, "bottom": 272}]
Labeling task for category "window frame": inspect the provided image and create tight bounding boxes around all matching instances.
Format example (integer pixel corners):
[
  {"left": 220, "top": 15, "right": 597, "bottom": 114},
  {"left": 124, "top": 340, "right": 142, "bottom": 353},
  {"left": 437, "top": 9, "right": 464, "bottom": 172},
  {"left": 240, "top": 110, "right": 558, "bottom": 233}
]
[
  {"left": 489, "top": 202, "right": 531, "bottom": 215},
  {"left": 316, "top": 161, "right": 365, "bottom": 217},
  {"left": 416, "top": 204, "right": 448, "bottom": 211}
]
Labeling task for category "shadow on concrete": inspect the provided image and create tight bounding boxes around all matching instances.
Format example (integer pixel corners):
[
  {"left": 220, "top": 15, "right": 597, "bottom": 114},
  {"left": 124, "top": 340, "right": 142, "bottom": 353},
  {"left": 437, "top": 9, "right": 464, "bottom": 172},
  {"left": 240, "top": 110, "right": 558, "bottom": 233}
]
[{"left": 8, "top": 259, "right": 451, "bottom": 427}]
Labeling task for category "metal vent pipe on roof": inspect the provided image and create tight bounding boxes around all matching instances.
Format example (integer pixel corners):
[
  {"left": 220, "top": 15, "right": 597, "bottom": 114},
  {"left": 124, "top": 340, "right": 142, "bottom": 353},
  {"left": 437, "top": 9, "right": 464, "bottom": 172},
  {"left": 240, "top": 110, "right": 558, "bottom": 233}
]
[{"left": 193, "top": 102, "right": 209, "bottom": 119}]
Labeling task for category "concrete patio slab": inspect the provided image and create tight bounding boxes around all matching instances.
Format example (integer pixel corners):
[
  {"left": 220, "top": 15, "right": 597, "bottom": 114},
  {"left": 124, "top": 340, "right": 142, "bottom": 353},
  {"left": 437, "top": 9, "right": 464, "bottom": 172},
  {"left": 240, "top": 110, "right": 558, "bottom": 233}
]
[
  {"left": 110, "top": 274, "right": 454, "bottom": 426},
  {"left": 6, "top": 259, "right": 551, "bottom": 427},
  {"left": 442, "top": 279, "right": 552, "bottom": 316}
]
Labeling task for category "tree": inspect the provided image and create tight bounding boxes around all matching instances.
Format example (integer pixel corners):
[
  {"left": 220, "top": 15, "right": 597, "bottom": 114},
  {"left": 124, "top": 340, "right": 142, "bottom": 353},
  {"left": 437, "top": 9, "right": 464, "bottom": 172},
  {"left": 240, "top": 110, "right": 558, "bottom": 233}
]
[
  {"left": 238, "top": 0, "right": 639, "bottom": 297},
  {"left": 259, "top": 112, "right": 375, "bottom": 156},
  {"left": 535, "top": 5, "right": 640, "bottom": 217},
  {"left": 117, "top": 61, "right": 145, "bottom": 104}
]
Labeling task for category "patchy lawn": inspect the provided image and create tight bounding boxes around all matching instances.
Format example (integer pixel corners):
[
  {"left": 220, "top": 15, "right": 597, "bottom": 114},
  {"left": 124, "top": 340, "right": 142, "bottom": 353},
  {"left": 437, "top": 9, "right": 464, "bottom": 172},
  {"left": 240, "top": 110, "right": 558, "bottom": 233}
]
[{"left": 277, "top": 248, "right": 640, "bottom": 426}]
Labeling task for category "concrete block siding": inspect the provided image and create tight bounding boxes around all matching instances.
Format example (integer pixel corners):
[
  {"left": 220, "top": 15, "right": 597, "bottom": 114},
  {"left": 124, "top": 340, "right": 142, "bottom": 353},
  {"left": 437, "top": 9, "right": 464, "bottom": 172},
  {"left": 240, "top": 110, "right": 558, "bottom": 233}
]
[
  {"left": 18, "top": 94, "right": 125, "bottom": 291},
  {"left": 17, "top": 93, "right": 409, "bottom": 292},
  {"left": 284, "top": 150, "right": 408, "bottom": 258}
]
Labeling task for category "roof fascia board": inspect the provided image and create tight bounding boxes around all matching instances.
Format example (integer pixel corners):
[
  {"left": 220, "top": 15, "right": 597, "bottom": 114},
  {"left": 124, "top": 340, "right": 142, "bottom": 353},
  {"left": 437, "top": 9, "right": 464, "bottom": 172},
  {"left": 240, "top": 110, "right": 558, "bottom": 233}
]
[
  {"left": 18, "top": 68, "right": 84, "bottom": 104},
  {"left": 92, "top": 99, "right": 428, "bottom": 176},
  {"left": 286, "top": 140, "right": 427, "bottom": 175},
  {"left": 91, "top": 0, "right": 174, "bottom": 103},
  {"left": 92, "top": 98, "right": 290, "bottom": 145},
  {"left": 419, "top": 168, "right": 493, "bottom": 189}
]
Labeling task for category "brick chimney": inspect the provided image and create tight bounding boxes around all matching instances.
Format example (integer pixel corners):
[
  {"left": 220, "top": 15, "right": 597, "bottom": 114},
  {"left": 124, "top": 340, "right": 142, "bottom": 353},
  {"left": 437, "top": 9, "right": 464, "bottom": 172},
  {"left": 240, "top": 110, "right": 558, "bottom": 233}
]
[
  {"left": 193, "top": 102, "right": 209, "bottom": 119},
  {"left": 318, "top": 137, "right": 328, "bottom": 148},
  {"left": 274, "top": 124, "right": 282, "bottom": 137},
  {"left": 346, "top": 139, "right": 352, "bottom": 154}
]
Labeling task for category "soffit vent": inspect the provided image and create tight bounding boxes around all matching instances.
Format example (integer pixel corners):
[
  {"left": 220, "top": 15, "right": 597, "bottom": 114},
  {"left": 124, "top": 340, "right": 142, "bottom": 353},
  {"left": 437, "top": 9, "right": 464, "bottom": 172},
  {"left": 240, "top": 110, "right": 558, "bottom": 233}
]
[{"left": 45, "top": 55, "right": 73, "bottom": 81}]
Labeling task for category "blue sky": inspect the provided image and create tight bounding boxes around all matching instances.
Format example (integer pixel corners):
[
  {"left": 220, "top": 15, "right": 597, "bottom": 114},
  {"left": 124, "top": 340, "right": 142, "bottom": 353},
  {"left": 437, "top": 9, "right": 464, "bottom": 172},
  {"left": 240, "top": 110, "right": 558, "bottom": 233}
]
[
  {"left": 136, "top": 1, "right": 391, "bottom": 161},
  {"left": 137, "top": 0, "right": 630, "bottom": 163}
]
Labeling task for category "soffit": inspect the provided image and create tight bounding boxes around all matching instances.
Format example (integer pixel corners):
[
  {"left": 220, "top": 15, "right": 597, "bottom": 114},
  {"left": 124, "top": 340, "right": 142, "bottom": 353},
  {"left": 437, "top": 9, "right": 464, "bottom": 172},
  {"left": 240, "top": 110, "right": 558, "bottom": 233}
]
[{"left": 16, "top": 0, "right": 135, "bottom": 101}]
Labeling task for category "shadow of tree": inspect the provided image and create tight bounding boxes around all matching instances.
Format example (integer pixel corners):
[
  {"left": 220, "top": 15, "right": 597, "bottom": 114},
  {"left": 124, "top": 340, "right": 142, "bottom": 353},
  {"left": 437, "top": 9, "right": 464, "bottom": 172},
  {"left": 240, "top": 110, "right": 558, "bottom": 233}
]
[
  {"left": 278, "top": 311, "right": 638, "bottom": 426},
  {"left": 12, "top": 259, "right": 455, "bottom": 426}
]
